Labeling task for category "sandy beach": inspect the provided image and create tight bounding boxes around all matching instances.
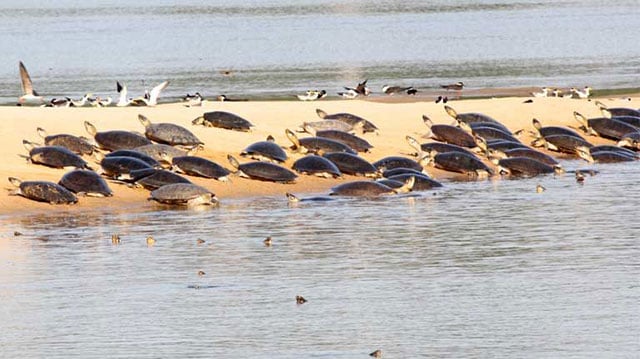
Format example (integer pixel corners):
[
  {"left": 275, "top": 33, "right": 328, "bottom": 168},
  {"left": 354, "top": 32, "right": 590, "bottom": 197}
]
[{"left": 2, "top": 94, "right": 638, "bottom": 215}]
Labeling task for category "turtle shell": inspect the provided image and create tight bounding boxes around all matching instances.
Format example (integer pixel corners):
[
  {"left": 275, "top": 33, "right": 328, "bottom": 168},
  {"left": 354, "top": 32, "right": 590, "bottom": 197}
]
[
  {"left": 238, "top": 162, "right": 297, "bottom": 183},
  {"left": 29, "top": 146, "right": 89, "bottom": 169},
  {"left": 171, "top": 156, "right": 231, "bottom": 180},
  {"left": 194, "top": 111, "right": 254, "bottom": 131},
  {"left": 149, "top": 183, "right": 217, "bottom": 206},
  {"left": 292, "top": 155, "right": 341, "bottom": 178},
  {"left": 16, "top": 180, "right": 78, "bottom": 204},
  {"left": 241, "top": 141, "right": 288, "bottom": 162},
  {"left": 145, "top": 122, "right": 203, "bottom": 146},
  {"left": 59, "top": 170, "right": 113, "bottom": 196}
]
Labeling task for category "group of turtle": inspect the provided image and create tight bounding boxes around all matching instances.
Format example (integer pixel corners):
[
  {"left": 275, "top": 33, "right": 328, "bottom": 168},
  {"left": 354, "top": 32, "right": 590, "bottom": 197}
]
[{"left": 9, "top": 101, "right": 640, "bottom": 206}]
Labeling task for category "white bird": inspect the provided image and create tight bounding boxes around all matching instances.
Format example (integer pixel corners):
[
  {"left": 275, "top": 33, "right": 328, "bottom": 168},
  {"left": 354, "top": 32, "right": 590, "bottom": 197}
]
[
  {"left": 129, "top": 80, "right": 169, "bottom": 106},
  {"left": 116, "top": 81, "right": 131, "bottom": 107},
  {"left": 337, "top": 89, "right": 359, "bottom": 99},
  {"left": 47, "top": 97, "right": 72, "bottom": 108},
  {"left": 18, "top": 61, "right": 45, "bottom": 106},
  {"left": 297, "top": 90, "right": 327, "bottom": 101},
  {"left": 71, "top": 93, "right": 92, "bottom": 107},
  {"left": 571, "top": 86, "right": 592, "bottom": 99},
  {"left": 531, "top": 87, "right": 550, "bottom": 98},
  {"left": 182, "top": 92, "right": 203, "bottom": 107},
  {"left": 89, "top": 96, "right": 112, "bottom": 107}
]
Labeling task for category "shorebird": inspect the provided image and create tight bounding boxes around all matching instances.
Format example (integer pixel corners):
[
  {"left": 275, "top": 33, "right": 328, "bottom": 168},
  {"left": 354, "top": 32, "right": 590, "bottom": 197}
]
[
  {"left": 89, "top": 96, "right": 112, "bottom": 107},
  {"left": 297, "top": 90, "right": 327, "bottom": 101},
  {"left": 531, "top": 87, "right": 550, "bottom": 98},
  {"left": 71, "top": 93, "right": 92, "bottom": 107},
  {"left": 536, "top": 184, "right": 546, "bottom": 193},
  {"left": 129, "top": 80, "right": 169, "bottom": 106},
  {"left": 295, "top": 295, "right": 307, "bottom": 304},
  {"left": 182, "top": 92, "right": 203, "bottom": 107},
  {"left": 217, "top": 94, "right": 248, "bottom": 102},
  {"left": 343, "top": 79, "right": 371, "bottom": 96},
  {"left": 571, "top": 86, "right": 592, "bottom": 99},
  {"left": 382, "top": 85, "right": 416, "bottom": 95},
  {"left": 440, "top": 81, "right": 464, "bottom": 91},
  {"left": 18, "top": 61, "right": 45, "bottom": 106},
  {"left": 116, "top": 81, "right": 131, "bottom": 106},
  {"left": 337, "top": 88, "right": 359, "bottom": 99},
  {"left": 369, "top": 349, "right": 382, "bottom": 358}
]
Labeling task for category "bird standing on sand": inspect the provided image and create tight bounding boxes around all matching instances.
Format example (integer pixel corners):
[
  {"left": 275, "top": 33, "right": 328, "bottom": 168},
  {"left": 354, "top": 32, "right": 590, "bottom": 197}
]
[
  {"left": 297, "top": 90, "right": 327, "bottom": 101},
  {"left": 17, "top": 61, "right": 45, "bottom": 106},
  {"left": 571, "top": 86, "right": 592, "bottom": 99},
  {"left": 339, "top": 79, "right": 370, "bottom": 98},
  {"left": 440, "top": 81, "right": 464, "bottom": 91},
  {"left": 182, "top": 92, "right": 203, "bottom": 107},
  {"left": 382, "top": 85, "right": 416, "bottom": 95},
  {"left": 531, "top": 87, "right": 550, "bottom": 98}
]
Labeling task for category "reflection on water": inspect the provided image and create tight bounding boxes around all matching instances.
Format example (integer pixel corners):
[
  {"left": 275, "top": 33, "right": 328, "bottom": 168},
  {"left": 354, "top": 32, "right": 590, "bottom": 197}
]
[{"left": 1, "top": 160, "right": 639, "bottom": 357}]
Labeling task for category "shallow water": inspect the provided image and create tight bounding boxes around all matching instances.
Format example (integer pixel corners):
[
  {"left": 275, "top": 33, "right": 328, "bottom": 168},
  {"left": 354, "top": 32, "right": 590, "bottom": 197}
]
[
  {"left": 1, "top": 0, "right": 640, "bottom": 103},
  {"left": 1, "top": 158, "right": 639, "bottom": 357}
]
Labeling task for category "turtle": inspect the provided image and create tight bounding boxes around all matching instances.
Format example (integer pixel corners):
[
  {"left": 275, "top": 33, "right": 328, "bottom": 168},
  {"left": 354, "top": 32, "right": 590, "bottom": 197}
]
[
  {"left": 227, "top": 155, "right": 297, "bottom": 183},
  {"left": 375, "top": 178, "right": 405, "bottom": 189},
  {"left": 322, "top": 152, "right": 379, "bottom": 177},
  {"left": 459, "top": 122, "right": 521, "bottom": 143},
  {"left": 166, "top": 155, "right": 231, "bottom": 181},
  {"left": 23, "top": 140, "right": 90, "bottom": 169},
  {"left": 133, "top": 144, "right": 188, "bottom": 163},
  {"left": 373, "top": 156, "right": 423, "bottom": 172},
  {"left": 604, "top": 115, "right": 640, "bottom": 129},
  {"left": 529, "top": 118, "right": 585, "bottom": 140},
  {"left": 84, "top": 121, "right": 152, "bottom": 151},
  {"left": 490, "top": 148, "right": 561, "bottom": 167},
  {"left": 423, "top": 151, "right": 493, "bottom": 177},
  {"left": 37, "top": 127, "right": 94, "bottom": 155},
  {"left": 589, "top": 145, "right": 638, "bottom": 158},
  {"left": 192, "top": 111, "right": 254, "bottom": 131},
  {"left": 596, "top": 102, "right": 640, "bottom": 118},
  {"left": 285, "top": 129, "right": 356, "bottom": 154},
  {"left": 285, "top": 192, "right": 335, "bottom": 203},
  {"left": 484, "top": 139, "right": 529, "bottom": 152},
  {"left": 574, "top": 112, "right": 640, "bottom": 141},
  {"left": 105, "top": 149, "right": 161, "bottom": 167},
  {"left": 497, "top": 157, "right": 563, "bottom": 177},
  {"left": 149, "top": 183, "right": 218, "bottom": 207},
  {"left": 59, "top": 169, "right": 113, "bottom": 197},
  {"left": 138, "top": 114, "right": 203, "bottom": 147},
  {"left": 382, "top": 167, "right": 424, "bottom": 178},
  {"left": 100, "top": 155, "right": 153, "bottom": 179},
  {"left": 422, "top": 115, "right": 477, "bottom": 148},
  {"left": 462, "top": 120, "right": 512, "bottom": 135},
  {"left": 304, "top": 125, "right": 373, "bottom": 153},
  {"left": 292, "top": 155, "right": 342, "bottom": 178},
  {"left": 315, "top": 108, "right": 379, "bottom": 134},
  {"left": 387, "top": 173, "right": 442, "bottom": 191},
  {"left": 330, "top": 177, "right": 414, "bottom": 197},
  {"left": 301, "top": 120, "right": 358, "bottom": 133},
  {"left": 128, "top": 168, "right": 192, "bottom": 190},
  {"left": 8, "top": 177, "right": 78, "bottom": 204},
  {"left": 241, "top": 136, "right": 288, "bottom": 162},
  {"left": 444, "top": 105, "right": 504, "bottom": 126},
  {"left": 533, "top": 134, "right": 593, "bottom": 154},
  {"left": 575, "top": 146, "right": 636, "bottom": 164},
  {"left": 406, "top": 135, "right": 476, "bottom": 157}
]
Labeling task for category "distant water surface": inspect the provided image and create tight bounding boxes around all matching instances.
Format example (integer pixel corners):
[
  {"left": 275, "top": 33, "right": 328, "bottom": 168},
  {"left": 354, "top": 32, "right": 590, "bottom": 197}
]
[
  {"left": 0, "top": 0, "right": 639, "bottom": 103},
  {"left": 1, "top": 158, "right": 639, "bottom": 357}
]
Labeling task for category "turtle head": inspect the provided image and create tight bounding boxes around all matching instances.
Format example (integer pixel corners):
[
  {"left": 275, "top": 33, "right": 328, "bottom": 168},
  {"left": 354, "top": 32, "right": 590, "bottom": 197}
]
[
  {"left": 394, "top": 176, "right": 415, "bottom": 194},
  {"left": 617, "top": 137, "right": 639, "bottom": 150},
  {"left": 532, "top": 118, "right": 543, "bottom": 131},
  {"left": 444, "top": 105, "right": 458, "bottom": 119},
  {"left": 315, "top": 108, "right": 327, "bottom": 119},
  {"left": 487, "top": 149, "right": 506, "bottom": 164},
  {"left": 286, "top": 192, "right": 300, "bottom": 203},
  {"left": 457, "top": 120, "right": 473, "bottom": 134},
  {"left": 84, "top": 121, "right": 98, "bottom": 136},
  {"left": 285, "top": 129, "right": 302, "bottom": 152},
  {"left": 138, "top": 114, "right": 151, "bottom": 127},
  {"left": 405, "top": 135, "right": 422, "bottom": 157},
  {"left": 575, "top": 146, "right": 594, "bottom": 163},
  {"left": 192, "top": 116, "right": 205, "bottom": 126},
  {"left": 553, "top": 164, "right": 565, "bottom": 174}
]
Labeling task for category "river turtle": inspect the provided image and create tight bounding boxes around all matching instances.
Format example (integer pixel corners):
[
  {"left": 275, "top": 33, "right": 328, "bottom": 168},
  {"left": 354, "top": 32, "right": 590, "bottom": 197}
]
[
  {"left": 387, "top": 173, "right": 442, "bottom": 191},
  {"left": 285, "top": 129, "right": 356, "bottom": 154},
  {"left": 241, "top": 136, "right": 288, "bottom": 162},
  {"left": 423, "top": 115, "right": 477, "bottom": 148},
  {"left": 574, "top": 111, "right": 640, "bottom": 140},
  {"left": 490, "top": 148, "right": 561, "bottom": 167},
  {"left": 596, "top": 102, "right": 640, "bottom": 118},
  {"left": 423, "top": 151, "right": 493, "bottom": 177},
  {"left": 8, "top": 177, "right": 77, "bottom": 204},
  {"left": 59, "top": 169, "right": 113, "bottom": 197},
  {"left": 84, "top": 121, "right": 151, "bottom": 151},
  {"left": 37, "top": 127, "right": 95, "bottom": 155},
  {"left": 304, "top": 125, "right": 373, "bottom": 153},
  {"left": 382, "top": 167, "right": 424, "bottom": 178},
  {"left": 529, "top": 118, "right": 585, "bottom": 140},
  {"left": 301, "top": 119, "right": 359, "bottom": 133},
  {"left": 444, "top": 105, "right": 504, "bottom": 126},
  {"left": 322, "top": 152, "right": 379, "bottom": 177},
  {"left": 292, "top": 155, "right": 342, "bottom": 178},
  {"left": 373, "top": 156, "right": 423, "bottom": 172},
  {"left": 497, "top": 157, "right": 563, "bottom": 177},
  {"left": 462, "top": 120, "right": 512, "bottom": 135},
  {"left": 575, "top": 146, "right": 636, "bottom": 164},
  {"left": 459, "top": 121, "right": 520, "bottom": 143},
  {"left": 227, "top": 155, "right": 297, "bottom": 183},
  {"left": 164, "top": 155, "right": 231, "bottom": 181},
  {"left": 100, "top": 155, "right": 153, "bottom": 179},
  {"left": 149, "top": 183, "right": 218, "bottom": 207},
  {"left": 406, "top": 135, "right": 476, "bottom": 157},
  {"left": 192, "top": 111, "right": 254, "bottom": 131},
  {"left": 589, "top": 145, "right": 638, "bottom": 158},
  {"left": 533, "top": 134, "right": 593, "bottom": 154},
  {"left": 129, "top": 168, "right": 192, "bottom": 190},
  {"left": 133, "top": 144, "right": 189, "bottom": 163},
  {"left": 106, "top": 149, "right": 161, "bottom": 167},
  {"left": 138, "top": 114, "right": 203, "bottom": 147},
  {"left": 484, "top": 139, "right": 529, "bottom": 152},
  {"left": 315, "top": 108, "right": 379, "bottom": 134},
  {"left": 23, "top": 140, "right": 90, "bottom": 169},
  {"left": 330, "top": 176, "right": 414, "bottom": 197}
]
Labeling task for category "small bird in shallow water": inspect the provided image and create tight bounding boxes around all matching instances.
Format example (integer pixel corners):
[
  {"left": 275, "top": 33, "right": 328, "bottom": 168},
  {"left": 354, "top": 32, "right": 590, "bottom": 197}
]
[
  {"left": 536, "top": 184, "right": 546, "bottom": 193},
  {"left": 146, "top": 236, "right": 155, "bottom": 246},
  {"left": 575, "top": 172, "right": 585, "bottom": 183},
  {"left": 111, "top": 234, "right": 121, "bottom": 245},
  {"left": 263, "top": 236, "right": 272, "bottom": 246},
  {"left": 369, "top": 349, "right": 382, "bottom": 357},
  {"left": 14, "top": 231, "right": 23, "bottom": 236},
  {"left": 198, "top": 270, "right": 206, "bottom": 276},
  {"left": 197, "top": 239, "right": 206, "bottom": 245},
  {"left": 440, "top": 81, "right": 464, "bottom": 91},
  {"left": 296, "top": 295, "right": 307, "bottom": 304}
]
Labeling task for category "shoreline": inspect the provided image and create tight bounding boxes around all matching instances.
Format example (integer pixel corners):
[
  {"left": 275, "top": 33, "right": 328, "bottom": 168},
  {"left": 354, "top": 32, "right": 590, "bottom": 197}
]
[{"left": 2, "top": 92, "right": 639, "bottom": 215}]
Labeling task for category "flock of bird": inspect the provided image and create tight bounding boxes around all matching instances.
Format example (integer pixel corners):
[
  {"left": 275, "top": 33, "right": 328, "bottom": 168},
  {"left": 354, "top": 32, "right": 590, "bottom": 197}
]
[{"left": 16, "top": 61, "right": 468, "bottom": 108}]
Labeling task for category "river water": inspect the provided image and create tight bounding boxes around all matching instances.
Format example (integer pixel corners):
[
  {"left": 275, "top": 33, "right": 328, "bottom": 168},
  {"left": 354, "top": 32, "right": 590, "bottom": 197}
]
[
  {"left": 1, "top": 157, "right": 639, "bottom": 357},
  {"left": 0, "top": 0, "right": 639, "bottom": 103}
]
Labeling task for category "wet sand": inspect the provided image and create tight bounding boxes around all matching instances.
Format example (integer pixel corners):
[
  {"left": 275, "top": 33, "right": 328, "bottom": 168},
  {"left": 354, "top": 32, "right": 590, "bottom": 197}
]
[{"left": 2, "top": 94, "right": 638, "bottom": 215}]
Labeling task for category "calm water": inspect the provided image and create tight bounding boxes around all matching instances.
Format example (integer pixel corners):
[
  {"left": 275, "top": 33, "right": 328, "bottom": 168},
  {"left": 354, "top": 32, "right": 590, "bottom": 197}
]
[
  {"left": 1, "top": 158, "right": 639, "bottom": 357},
  {"left": 1, "top": 0, "right": 640, "bottom": 103}
]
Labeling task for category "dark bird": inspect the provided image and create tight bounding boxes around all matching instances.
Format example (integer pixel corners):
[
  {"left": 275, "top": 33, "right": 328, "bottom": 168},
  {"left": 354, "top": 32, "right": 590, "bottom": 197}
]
[
  {"left": 296, "top": 295, "right": 307, "bottom": 304},
  {"left": 369, "top": 349, "right": 382, "bottom": 357},
  {"left": 382, "top": 85, "right": 416, "bottom": 95},
  {"left": 440, "top": 81, "right": 464, "bottom": 91}
]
